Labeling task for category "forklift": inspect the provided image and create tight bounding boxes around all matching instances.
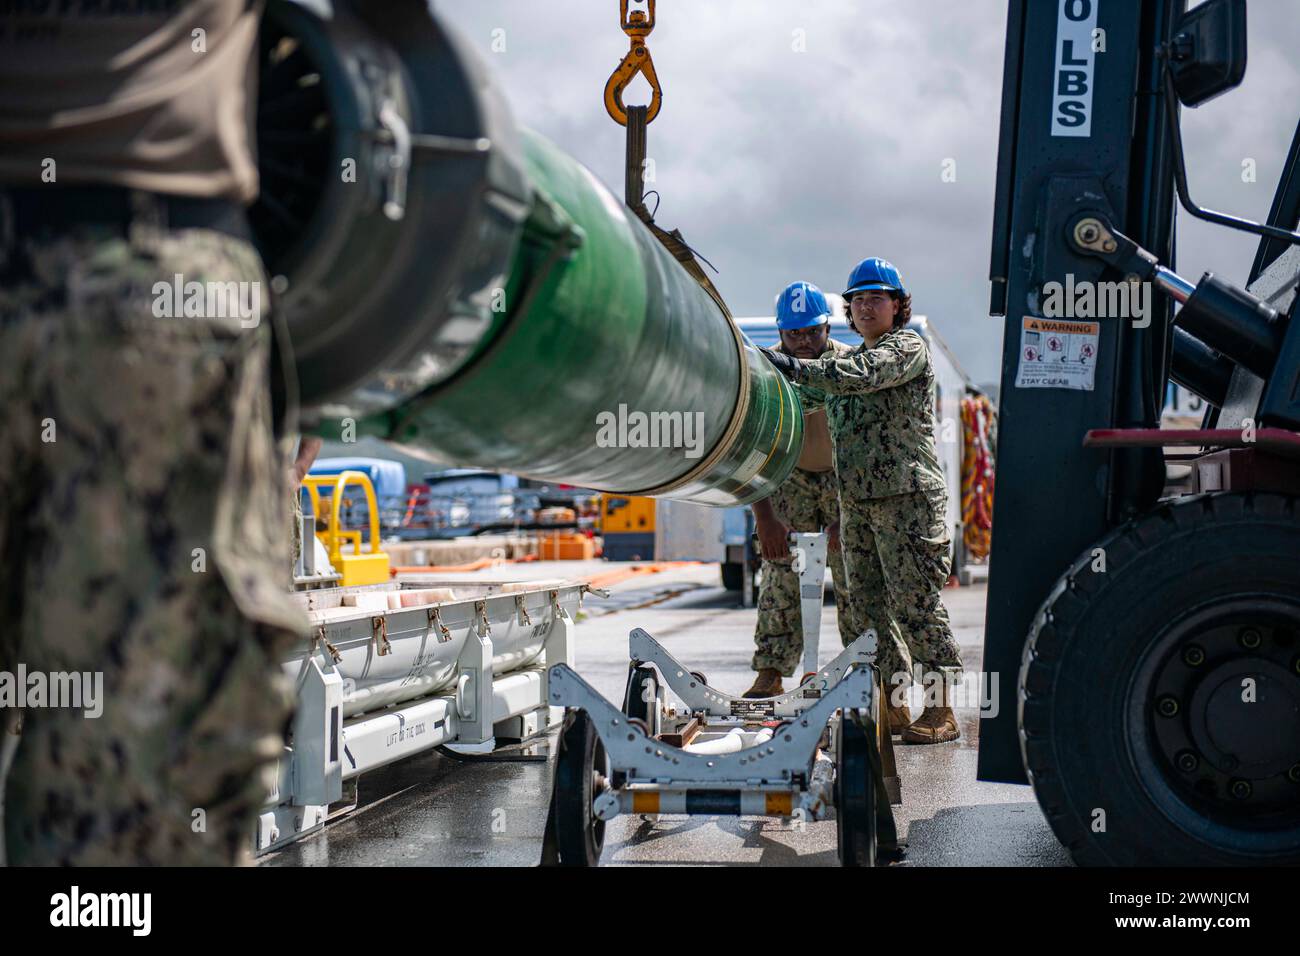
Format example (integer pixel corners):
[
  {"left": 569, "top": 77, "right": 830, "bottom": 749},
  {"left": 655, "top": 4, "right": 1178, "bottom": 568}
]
[{"left": 984, "top": 0, "right": 1300, "bottom": 864}]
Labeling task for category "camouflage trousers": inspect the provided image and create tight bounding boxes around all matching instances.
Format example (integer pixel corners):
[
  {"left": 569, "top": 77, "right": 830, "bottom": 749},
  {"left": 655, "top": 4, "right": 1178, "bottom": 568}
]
[
  {"left": 0, "top": 216, "right": 308, "bottom": 865},
  {"left": 752, "top": 467, "right": 856, "bottom": 676},
  {"left": 838, "top": 487, "right": 963, "bottom": 691}
]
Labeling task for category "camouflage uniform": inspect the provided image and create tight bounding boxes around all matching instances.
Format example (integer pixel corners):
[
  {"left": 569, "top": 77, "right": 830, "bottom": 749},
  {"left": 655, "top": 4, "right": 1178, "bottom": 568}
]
[
  {"left": 753, "top": 338, "right": 857, "bottom": 675},
  {"left": 752, "top": 466, "right": 857, "bottom": 676},
  {"left": 0, "top": 209, "right": 308, "bottom": 865},
  {"left": 796, "top": 327, "right": 963, "bottom": 689}
]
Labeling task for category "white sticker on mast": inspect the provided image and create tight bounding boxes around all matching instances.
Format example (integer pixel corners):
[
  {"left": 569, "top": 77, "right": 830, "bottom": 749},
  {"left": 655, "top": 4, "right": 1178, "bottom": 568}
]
[{"left": 1051, "top": 0, "right": 1099, "bottom": 137}]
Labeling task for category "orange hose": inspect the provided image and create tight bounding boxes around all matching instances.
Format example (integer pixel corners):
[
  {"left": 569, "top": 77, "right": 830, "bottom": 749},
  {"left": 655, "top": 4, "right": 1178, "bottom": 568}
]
[
  {"left": 390, "top": 556, "right": 501, "bottom": 575},
  {"left": 392, "top": 557, "right": 698, "bottom": 583},
  {"left": 582, "top": 561, "right": 699, "bottom": 589}
]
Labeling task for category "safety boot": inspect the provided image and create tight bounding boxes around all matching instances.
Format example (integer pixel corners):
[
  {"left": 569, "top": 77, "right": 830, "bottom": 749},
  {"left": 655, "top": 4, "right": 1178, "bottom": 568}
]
[
  {"left": 742, "top": 668, "right": 784, "bottom": 698},
  {"left": 886, "top": 701, "right": 913, "bottom": 736},
  {"left": 901, "top": 682, "right": 960, "bottom": 744}
]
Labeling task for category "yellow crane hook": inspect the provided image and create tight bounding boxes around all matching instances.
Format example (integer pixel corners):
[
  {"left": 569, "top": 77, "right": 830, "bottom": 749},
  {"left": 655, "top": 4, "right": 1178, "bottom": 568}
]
[{"left": 604, "top": 0, "right": 662, "bottom": 126}]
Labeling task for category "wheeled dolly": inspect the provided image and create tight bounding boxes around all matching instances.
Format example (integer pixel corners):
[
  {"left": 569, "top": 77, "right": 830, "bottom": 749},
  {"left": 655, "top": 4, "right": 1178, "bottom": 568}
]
[{"left": 539, "top": 626, "right": 902, "bottom": 866}]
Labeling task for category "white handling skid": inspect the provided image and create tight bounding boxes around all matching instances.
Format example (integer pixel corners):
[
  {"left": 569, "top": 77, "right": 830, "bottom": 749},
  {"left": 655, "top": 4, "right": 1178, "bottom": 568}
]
[
  {"left": 539, "top": 626, "right": 903, "bottom": 867},
  {"left": 255, "top": 578, "right": 592, "bottom": 855}
]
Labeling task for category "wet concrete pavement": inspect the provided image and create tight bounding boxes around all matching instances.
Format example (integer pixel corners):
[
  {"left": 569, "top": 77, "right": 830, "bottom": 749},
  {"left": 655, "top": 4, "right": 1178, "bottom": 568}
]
[{"left": 260, "top": 563, "right": 1072, "bottom": 867}]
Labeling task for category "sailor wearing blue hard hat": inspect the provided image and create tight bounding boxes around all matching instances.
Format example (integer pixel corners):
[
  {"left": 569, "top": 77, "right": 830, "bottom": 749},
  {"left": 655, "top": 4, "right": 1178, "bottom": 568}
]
[
  {"left": 841, "top": 257, "right": 909, "bottom": 339},
  {"left": 744, "top": 281, "right": 857, "bottom": 699}
]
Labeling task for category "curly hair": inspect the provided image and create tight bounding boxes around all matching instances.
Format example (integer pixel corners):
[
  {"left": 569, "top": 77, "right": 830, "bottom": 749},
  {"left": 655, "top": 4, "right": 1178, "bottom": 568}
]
[{"left": 842, "top": 290, "right": 912, "bottom": 335}]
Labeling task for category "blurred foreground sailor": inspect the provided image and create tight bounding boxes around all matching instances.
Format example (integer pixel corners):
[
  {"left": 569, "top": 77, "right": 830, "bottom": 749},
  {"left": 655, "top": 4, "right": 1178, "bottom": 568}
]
[
  {"left": 0, "top": 1, "right": 308, "bottom": 863},
  {"left": 744, "top": 282, "right": 857, "bottom": 699}
]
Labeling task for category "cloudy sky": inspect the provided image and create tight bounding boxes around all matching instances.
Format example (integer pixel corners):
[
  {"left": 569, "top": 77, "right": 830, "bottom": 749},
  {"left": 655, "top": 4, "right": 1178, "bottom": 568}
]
[{"left": 432, "top": 0, "right": 1300, "bottom": 387}]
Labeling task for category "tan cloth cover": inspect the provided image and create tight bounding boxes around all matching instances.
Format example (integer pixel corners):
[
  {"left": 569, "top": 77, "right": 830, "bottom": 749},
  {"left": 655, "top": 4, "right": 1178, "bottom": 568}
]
[{"left": 0, "top": 1, "right": 263, "bottom": 202}]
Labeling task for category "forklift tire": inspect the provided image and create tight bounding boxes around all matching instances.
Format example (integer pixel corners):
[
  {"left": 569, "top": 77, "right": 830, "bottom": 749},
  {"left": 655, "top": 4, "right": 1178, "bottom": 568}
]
[
  {"left": 622, "top": 665, "right": 659, "bottom": 730},
  {"left": 1020, "top": 492, "right": 1300, "bottom": 866},
  {"left": 552, "top": 709, "right": 608, "bottom": 866},
  {"left": 834, "top": 710, "right": 878, "bottom": 867}
]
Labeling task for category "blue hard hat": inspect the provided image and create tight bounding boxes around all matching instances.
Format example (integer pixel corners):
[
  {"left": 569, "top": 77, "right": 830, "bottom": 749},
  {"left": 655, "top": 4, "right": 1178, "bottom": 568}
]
[
  {"left": 774, "top": 281, "right": 833, "bottom": 330},
  {"left": 843, "top": 257, "right": 906, "bottom": 298}
]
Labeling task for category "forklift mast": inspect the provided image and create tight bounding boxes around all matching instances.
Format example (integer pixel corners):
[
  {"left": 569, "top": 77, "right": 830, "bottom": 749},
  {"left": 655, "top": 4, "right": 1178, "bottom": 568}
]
[
  {"left": 982, "top": 0, "right": 1183, "bottom": 783},
  {"left": 981, "top": 0, "right": 1300, "bottom": 864}
]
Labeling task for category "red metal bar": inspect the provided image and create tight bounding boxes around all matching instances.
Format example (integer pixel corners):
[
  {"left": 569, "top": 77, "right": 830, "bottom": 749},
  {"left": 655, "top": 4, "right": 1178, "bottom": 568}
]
[{"left": 1084, "top": 427, "right": 1300, "bottom": 460}]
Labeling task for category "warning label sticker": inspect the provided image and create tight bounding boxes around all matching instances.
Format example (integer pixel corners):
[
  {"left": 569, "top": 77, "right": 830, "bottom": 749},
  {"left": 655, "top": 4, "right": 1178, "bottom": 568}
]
[{"left": 1014, "top": 316, "right": 1099, "bottom": 391}]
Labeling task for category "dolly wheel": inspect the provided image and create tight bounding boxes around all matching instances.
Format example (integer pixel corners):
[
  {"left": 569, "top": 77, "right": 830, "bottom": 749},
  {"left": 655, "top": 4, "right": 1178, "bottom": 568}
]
[
  {"left": 622, "top": 664, "right": 659, "bottom": 733},
  {"left": 552, "top": 709, "right": 608, "bottom": 866},
  {"left": 834, "top": 709, "right": 878, "bottom": 867}
]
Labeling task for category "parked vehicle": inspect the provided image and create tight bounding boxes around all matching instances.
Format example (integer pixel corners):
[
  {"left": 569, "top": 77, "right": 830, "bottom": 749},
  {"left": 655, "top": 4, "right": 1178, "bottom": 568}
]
[{"left": 418, "top": 469, "right": 520, "bottom": 538}]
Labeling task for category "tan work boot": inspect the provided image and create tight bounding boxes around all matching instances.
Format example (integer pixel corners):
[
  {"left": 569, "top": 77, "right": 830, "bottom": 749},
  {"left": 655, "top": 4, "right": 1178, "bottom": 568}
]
[
  {"left": 743, "top": 668, "right": 784, "bottom": 699},
  {"left": 886, "top": 701, "right": 913, "bottom": 736},
  {"left": 901, "top": 682, "right": 960, "bottom": 744}
]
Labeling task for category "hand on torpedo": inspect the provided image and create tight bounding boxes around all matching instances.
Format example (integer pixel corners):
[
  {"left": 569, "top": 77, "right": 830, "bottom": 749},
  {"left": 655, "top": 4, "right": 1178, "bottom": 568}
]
[{"left": 758, "top": 346, "right": 801, "bottom": 381}]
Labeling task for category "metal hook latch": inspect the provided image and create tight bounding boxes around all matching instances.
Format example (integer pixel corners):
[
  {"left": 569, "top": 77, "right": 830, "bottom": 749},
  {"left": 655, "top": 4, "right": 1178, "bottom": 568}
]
[
  {"left": 371, "top": 615, "right": 392, "bottom": 657},
  {"left": 604, "top": 0, "right": 662, "bottom": 126},
  {"left": 313, "top": 625, "right": 343, "bottom": 664},
  {"left": 550, "top": 588, "right": 570, "bottom": 621},
  {"left": 427, "top": 606, "right": 452, "bottom": 643},
  {"left": 515, "top": 594, "right": 532, "bottom": 626}
]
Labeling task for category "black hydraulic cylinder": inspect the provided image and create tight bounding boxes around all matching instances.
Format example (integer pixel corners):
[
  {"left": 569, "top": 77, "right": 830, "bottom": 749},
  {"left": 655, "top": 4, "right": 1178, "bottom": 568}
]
[
  {"left": 1169, "top": 327, "right": 1235, "bottom": 408},
  {"left": 1175, "top": 273, "right": 1285, "bottom": 379}
]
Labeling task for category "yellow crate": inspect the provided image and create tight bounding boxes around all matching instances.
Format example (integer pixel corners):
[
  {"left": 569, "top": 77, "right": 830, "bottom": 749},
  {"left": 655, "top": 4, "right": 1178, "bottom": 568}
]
[
  {"left": 337, "top": 551, "right": 392, "bottom": 587},
  {"left": 538, "top": 533, "right": 596, "bottom": 561}
]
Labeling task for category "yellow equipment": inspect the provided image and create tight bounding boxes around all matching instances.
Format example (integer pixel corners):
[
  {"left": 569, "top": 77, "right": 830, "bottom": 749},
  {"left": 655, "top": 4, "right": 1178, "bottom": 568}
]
[
  {"left": 599, "top": 493, "right": 656, "bottom": 560},
  {"left": 603, "top": 0, "right": 661, "bottom": 126},
  {"left": 302, "top": 471, "right": 392, "bottom": 586},
  {"left": 538, "top": 532, "right": 598, "bottom": 561}
]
